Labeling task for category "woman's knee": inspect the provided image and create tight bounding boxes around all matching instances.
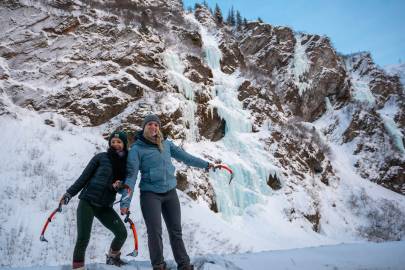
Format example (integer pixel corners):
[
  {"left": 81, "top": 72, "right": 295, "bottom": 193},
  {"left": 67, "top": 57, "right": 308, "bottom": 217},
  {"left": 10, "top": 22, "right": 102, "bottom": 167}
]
[
  {"left": 114, "top": 222, "right": 127, "bottom": 241},
  {"left": 168, "top": 227, "right": 183, "bottom": 239},
  {"left": 120, "top": 226, "right": 128, "bottom": 240}
]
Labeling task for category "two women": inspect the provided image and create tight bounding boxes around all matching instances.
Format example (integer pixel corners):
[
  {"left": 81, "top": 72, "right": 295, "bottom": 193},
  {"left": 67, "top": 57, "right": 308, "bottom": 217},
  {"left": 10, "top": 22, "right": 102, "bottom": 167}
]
[
  {"left": 63, "top": 114, "right": 212, "bottom": 270},
  {"left": 61, "top": 131, "right": 129, "bottom": 270}
]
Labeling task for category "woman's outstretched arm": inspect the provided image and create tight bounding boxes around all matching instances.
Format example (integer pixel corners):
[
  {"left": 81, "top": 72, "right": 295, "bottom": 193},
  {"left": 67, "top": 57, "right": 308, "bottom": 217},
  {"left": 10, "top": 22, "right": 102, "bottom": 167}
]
[{"left": 169, "top": 141, "right": 209, "bottom": 169}]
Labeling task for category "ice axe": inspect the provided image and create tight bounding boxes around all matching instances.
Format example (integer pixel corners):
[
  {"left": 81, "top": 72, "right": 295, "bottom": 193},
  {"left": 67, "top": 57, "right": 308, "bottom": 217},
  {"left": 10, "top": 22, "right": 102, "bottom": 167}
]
[
  {"left": 124, "top": 211, "right": 139, "bottom": 257},
  {"left": 213, "top": 164, "right": 234, "bottom": 184},
  {"left": 40, "top": 203, "right": 63, "bottom": 242}
]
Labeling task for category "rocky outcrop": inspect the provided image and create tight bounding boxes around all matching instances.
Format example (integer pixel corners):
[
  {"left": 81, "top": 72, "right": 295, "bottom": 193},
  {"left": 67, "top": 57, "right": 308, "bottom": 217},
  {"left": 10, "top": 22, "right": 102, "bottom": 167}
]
[
  {"left": 267, "top": 173, "right": 282, "bottom": 190},
  {"left": 347, "top": 52, "right": 404, "bottom": 107},
  {"left": 173, "top": 25, "right": 203, "bottom": 48},
  {"left": 236, "top": 23, "right": 350, "bottom": 122},
  {"left": 195, "top": 91, "right": 226, "bottom": 141},
  {"left": 239, "top": 23, "right": 295, "bottom": 73},
  {"left": 297, "top": 35, "right": 350, "bottom": 121},
  {"left": 342, "top": 109, "right": 405, "bottom": 194},
  {"left": 304, "top": 211, "right": 321, "bottom": 232},
  {"left": 184, "top": 55, "right": 213, "bottom": 85},
  {"left": 176, "top": 170, "right": 218, "bottom": 212},
  {"left": 267, "top": 122, "right": 334, "bottom": 183},
  {"left": 43, "top": 16, "right": 80, "bottom": 35},
  {"left": 197, "top": 106, "right": 225, "bottom": 141},
  {"left": 237, "top": 80, "right": 283, "bottom": 128},
  {"left": 219, "top": 39, "right": 246, "bottom": 74}
]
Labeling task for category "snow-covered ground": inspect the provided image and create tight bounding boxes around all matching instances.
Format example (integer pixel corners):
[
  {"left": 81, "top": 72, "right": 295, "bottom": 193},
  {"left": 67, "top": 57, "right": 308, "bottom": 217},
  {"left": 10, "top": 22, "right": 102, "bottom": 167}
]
[{"left": 2, "top": 241, "right": 405, "bottom": 270}]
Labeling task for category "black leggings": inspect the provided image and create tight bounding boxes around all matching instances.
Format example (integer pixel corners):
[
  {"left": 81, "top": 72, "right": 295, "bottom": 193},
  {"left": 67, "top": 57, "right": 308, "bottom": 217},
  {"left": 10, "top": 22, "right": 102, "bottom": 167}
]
[
  {"left": 73, "top": 199, "right": 127, "bottom": 262},
  {"left": 140, "top": 189, "right": 190, "bottom": 268}
]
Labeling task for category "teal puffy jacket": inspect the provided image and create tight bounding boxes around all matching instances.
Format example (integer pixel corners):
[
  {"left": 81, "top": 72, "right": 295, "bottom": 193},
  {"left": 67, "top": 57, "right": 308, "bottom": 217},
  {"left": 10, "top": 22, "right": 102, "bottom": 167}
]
[{"left": 120, "top": 132, "right": 208, "bottom": 208}]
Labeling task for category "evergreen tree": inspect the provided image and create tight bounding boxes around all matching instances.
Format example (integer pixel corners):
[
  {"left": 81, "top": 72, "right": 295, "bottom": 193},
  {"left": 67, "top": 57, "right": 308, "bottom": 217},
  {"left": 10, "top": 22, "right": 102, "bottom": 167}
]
[
  {"left": 214, "top": 3, "right": 223, "bottom": 24},
  {"left": 243, "top": 17, "right": 248, "bottom": 26},
  {"left": 236, "top": 10, "right": 242, "bottom": 30},
  {"left": 258, "top": 17, "right": 263, "bottom": 23},
  {"left": 202, "top": 0, "right": 209, "bottom": 8},
  {"left": 226, "top": 6, "right": 235, "bottom": 26}
]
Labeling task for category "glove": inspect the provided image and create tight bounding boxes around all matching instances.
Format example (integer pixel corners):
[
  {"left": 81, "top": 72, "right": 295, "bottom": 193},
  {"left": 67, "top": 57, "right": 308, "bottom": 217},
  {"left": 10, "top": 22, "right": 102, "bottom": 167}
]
[
  {"left": 112, "top": 180, "right": 122, "bottom": 191},
  {"left": 207, "top": 160, "right": 221, "bottom": 171},
  {"left": 207, "top": 163, "right": 215, "bottom": 171},
  {"left": 60, "top": 192, "right": 72, "bottom": 205},
  {"left": 120, "top": 207, "right": 129, "bottom": 215}
]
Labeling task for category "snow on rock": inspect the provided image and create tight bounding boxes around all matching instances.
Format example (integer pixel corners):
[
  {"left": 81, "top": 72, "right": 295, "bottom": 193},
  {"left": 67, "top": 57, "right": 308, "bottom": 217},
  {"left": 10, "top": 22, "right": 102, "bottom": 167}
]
[{"left": 385, "top": 62, "right": 405, "bottom": 87}]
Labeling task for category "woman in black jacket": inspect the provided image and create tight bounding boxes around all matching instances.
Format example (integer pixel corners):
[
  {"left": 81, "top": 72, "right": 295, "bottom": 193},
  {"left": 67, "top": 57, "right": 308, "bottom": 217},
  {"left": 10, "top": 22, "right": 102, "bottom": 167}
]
[{"left": 60, "top": 131, "right": 129, "bottom": 270}]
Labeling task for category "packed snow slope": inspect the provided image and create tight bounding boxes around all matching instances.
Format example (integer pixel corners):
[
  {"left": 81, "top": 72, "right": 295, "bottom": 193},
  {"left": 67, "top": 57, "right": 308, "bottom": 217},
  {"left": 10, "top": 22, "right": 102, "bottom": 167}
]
[
  {"left": 2, "top": 241, "right": 405, "bottom": 270},
  {"left": 0, "top": 0, "right": 405, "bottom": 268}
]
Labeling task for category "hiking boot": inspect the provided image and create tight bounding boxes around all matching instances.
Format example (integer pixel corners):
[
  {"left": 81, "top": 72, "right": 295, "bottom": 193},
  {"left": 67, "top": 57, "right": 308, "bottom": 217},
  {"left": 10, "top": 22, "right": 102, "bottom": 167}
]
[
  {"left": 72, "top": 260, "right": 85, "bottom": 270},
  {"left": 153, "top": 262, "right": 167, "bottom": 270},
  {"left": 106, "top": 250, "right": 127, "bottom": 267},
  {"left": 178, "top": 265, "right": 194, "bottom": 270}
]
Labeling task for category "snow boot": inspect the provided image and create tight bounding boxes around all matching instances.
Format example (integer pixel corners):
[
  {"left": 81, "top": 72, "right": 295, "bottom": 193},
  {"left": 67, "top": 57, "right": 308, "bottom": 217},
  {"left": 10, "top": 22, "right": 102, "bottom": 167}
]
[
  {"left": 106, "top": 249, "right": 127, "bottom": 267},
  {"left": 178, "top": 265, "right": 194, "bottom": 270},
  {"left": 153, "top": 262, "right": 167, "bottom": 270},
  {"left": 72, "top": 260, "right": 85, "bottom": 270}
]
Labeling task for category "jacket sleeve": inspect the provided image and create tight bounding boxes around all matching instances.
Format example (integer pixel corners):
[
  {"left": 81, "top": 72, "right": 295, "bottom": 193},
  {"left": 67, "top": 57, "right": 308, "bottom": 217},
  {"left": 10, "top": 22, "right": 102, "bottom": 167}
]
[
  {"left": 66, "top": 154, "right": 99, "bottom": 197},
  {"left": 169, "top": 141, "right": 209, "bottom": 169},
  {"left": 120, "top": 147, "right": 140, "bottom": 209}
]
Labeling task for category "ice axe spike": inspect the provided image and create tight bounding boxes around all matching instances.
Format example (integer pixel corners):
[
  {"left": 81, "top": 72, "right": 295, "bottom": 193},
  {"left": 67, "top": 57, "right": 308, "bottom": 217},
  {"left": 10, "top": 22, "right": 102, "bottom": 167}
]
[
  {"left": 124, "top": 211, "right": 138, "bottom": 257},
  {"left": 40, "top": 203, "right": 62, "bottom": 242}
]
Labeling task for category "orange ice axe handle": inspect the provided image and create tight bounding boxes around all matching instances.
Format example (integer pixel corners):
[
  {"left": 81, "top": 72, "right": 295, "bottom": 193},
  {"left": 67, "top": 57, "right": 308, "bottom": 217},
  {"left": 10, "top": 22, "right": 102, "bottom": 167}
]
[
  {"left": 124, "top": 212, "right": 138, "bottom": 257},
  {"left": 40, "top": 203, "right": 62, "bottom": 242}
]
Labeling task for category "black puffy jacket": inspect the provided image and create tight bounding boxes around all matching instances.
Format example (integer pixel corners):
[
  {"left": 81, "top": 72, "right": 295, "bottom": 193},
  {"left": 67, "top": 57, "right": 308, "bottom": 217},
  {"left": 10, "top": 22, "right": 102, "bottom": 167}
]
[{"left": 67, "top": 152, "right": 119, "bottom": 207}]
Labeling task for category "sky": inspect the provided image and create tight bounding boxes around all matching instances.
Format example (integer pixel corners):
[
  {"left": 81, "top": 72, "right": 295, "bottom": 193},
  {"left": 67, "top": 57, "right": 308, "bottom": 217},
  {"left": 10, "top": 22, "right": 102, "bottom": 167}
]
[{"left": 183, "top": 0, "right": 405, "bottom": 67}]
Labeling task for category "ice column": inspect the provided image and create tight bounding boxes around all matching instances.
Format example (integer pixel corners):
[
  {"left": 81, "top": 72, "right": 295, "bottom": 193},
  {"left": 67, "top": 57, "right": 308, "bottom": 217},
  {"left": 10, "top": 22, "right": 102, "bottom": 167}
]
[
  {"left": 201, "top": 28, "right": 276, "bottom": 218},
  {"left": 163, "top": 51, "right": 198, "bottom": 141}
]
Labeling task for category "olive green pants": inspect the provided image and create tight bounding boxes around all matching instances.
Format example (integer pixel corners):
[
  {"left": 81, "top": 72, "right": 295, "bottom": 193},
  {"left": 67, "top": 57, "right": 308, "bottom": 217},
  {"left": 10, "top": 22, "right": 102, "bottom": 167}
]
[{"left": 73, "top": 199, "right": 127, "bottom": 263}]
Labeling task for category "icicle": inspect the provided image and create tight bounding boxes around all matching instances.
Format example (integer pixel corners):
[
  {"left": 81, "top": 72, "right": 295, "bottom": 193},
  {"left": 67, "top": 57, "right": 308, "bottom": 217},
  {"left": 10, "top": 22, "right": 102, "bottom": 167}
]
[{"left": 162, "top": 51, "right": 198, "bottom": 141}]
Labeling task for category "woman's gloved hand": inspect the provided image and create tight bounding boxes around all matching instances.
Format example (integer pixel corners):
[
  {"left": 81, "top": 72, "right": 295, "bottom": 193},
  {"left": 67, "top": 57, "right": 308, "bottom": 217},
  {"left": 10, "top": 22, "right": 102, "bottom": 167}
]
[
  {"left": 120, "top": 207, "right": 129, "bottom": 215},
  {"left": 60, "top": 192, "right": 72, "bottom": 205},
  {"left": 112, "top": 180, "right": 122, "bottom": 191}
]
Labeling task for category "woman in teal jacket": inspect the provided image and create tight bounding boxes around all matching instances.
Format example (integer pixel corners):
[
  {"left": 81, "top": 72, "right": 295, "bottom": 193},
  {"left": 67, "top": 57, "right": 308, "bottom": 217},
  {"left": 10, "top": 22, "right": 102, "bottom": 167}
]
[{"left": 120, "top": 114, "right": 213, "bottom": 270}]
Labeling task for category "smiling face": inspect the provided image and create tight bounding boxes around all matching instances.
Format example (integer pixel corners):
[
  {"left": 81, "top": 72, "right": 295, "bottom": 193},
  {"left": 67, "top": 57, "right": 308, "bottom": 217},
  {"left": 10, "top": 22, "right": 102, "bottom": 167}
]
[
  {"left": 145, "top": 121, "right": 159, "bottom": 137},
  {"left": 110, "top": 137, "right": 124, "bottom": 151}
]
